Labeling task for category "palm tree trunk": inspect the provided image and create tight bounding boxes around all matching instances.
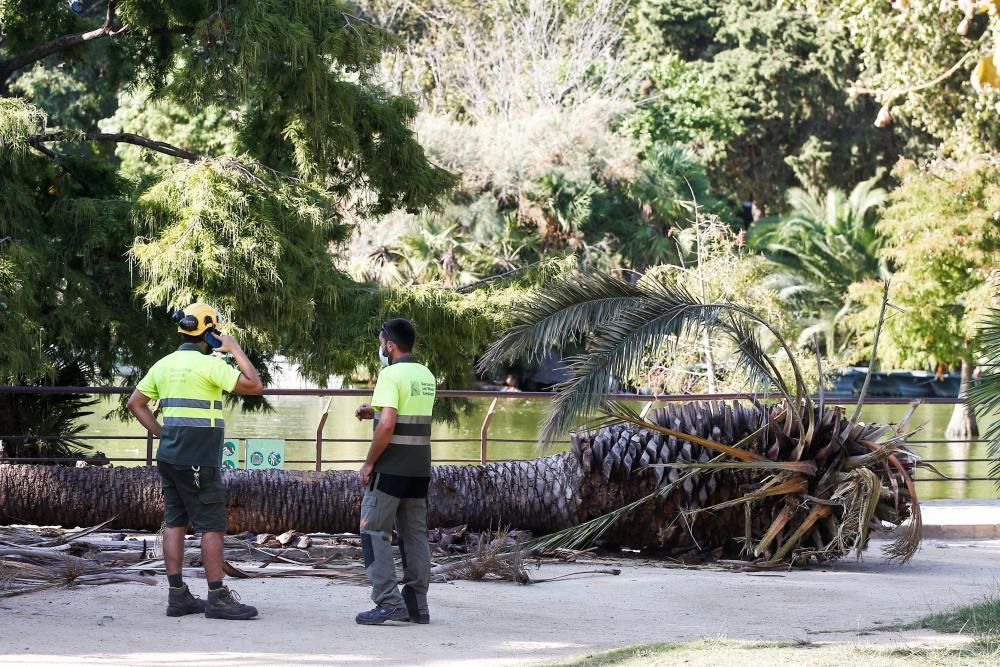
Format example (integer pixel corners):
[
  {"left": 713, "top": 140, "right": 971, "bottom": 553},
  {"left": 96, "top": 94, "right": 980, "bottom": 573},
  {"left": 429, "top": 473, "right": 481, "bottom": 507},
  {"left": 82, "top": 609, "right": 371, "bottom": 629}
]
[
  {"left": 0, "top": 455, "right": 587, "bottom": 535},
  {"left": 0, "top": 400, "right": 917, "bottom": 563},
  {"left": 945, "top": 357, "right": 979, "bottom": 439}
]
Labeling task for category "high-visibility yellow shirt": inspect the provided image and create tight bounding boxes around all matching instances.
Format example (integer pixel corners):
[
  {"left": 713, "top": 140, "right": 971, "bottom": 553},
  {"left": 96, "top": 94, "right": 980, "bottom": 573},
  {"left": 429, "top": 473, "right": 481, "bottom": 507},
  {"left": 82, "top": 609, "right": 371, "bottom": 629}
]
[
  {"left": 136, "top": 343, "right": 241, "bottom": 467},
  {"left": 371, "top": 355, "right": 436, "bottom": 477}
]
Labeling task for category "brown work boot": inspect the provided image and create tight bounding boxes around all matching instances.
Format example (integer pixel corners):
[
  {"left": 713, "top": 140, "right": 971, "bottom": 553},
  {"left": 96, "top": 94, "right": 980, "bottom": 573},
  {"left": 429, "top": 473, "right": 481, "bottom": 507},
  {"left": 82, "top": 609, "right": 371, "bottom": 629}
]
[
  {"left": 166, "top": 584, "right": 207, "bottom": 617},
  {"left": 205, "top": 586, "right": 258, "bottom": 620}
]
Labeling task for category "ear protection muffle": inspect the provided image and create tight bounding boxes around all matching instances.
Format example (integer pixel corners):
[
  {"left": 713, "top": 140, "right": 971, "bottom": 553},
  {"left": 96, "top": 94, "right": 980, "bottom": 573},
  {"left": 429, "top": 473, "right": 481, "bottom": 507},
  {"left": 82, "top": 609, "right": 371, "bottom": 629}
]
[{"left": 173, "top": 309, "right": 215, "bottom": 333}]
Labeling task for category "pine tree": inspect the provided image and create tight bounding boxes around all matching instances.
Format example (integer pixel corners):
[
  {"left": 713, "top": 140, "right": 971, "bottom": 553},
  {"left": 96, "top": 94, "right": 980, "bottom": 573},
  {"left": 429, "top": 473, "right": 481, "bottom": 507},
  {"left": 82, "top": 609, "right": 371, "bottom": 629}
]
[{"left": 0, "top": 1, "right": 509, "bottom": 399}]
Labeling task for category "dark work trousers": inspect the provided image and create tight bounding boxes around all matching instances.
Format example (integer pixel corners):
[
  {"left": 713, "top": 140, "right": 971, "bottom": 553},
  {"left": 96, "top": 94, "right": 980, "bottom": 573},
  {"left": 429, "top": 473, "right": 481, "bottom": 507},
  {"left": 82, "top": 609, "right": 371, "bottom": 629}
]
[{"left": 360, "top": 474, "right": 431, "bottom": 613}]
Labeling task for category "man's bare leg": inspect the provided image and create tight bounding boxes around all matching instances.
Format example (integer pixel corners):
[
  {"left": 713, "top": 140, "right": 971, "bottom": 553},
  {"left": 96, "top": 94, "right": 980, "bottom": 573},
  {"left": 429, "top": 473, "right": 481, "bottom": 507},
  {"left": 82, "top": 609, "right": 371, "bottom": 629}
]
[
  {"left": 163, "top": 526, "right": 187, "bottom": 578},
  {"left": 201, "top": 531, "right": 225, "bottom": 582}
]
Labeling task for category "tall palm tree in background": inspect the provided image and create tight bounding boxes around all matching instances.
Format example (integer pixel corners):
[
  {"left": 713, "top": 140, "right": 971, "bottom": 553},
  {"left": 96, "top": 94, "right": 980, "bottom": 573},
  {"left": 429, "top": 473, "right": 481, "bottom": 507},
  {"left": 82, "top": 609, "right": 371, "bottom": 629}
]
[{"left": 748, "top": 174, "right": 887, "bottom": 353}]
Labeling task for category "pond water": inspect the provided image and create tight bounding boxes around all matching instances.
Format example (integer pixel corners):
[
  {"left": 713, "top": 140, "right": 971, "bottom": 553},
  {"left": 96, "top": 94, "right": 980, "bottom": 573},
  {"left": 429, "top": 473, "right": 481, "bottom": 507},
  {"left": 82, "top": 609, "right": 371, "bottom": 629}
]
[{"left": 78, "top": 395, "right": 997, "bottom": 500}]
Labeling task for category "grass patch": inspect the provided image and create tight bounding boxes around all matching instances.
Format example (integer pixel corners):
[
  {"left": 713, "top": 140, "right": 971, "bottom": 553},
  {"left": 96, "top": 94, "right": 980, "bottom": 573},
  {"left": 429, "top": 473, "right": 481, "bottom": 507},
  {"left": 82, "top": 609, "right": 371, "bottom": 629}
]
[
  {"left": 547, "top": 638, "right": 1000, "bottom": 667},
  {"left": 910, "top": 595, "right": 1000, "bottom": 636}
]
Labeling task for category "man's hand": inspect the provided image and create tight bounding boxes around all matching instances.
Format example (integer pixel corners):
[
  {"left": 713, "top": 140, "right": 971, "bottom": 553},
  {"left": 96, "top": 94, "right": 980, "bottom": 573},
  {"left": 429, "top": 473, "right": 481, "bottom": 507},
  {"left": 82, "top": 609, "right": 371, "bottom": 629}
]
[
  {"left": 217, "top": 333, "right": 265, "bottom": 395},
  {"left": 215, "top": 334, "right": 241, "bottom": 354},
  {"left": 355, "top": 403, "right": 375, "bottom": 421},
  {"left": 359, "top": 461, "right": 374, "bottom": 487}
]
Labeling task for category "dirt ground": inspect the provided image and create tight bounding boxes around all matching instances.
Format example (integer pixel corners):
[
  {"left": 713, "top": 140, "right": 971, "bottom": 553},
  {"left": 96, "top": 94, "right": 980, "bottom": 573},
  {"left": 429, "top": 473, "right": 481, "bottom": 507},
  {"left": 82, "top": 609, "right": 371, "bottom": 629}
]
[{"left": 3, "top": 537, "right": 1000, "bottom": 666}]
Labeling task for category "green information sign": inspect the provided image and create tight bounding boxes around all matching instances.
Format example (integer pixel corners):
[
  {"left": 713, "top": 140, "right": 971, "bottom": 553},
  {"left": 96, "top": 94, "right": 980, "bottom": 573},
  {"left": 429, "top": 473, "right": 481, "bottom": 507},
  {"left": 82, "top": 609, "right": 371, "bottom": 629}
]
[
  {"left": 245, "top": 438, "right": 285, "bottom": 470},
  {"left": 222, "top": 439, "right": 240, "bottom": 470}
]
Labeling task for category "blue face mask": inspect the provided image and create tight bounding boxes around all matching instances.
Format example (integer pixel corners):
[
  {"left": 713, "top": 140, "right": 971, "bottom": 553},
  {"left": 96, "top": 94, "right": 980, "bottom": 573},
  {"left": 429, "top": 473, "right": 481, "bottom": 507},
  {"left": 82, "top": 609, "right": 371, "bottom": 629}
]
[{"left": 378, "top": 345, "right": 390, "bottom": 366}]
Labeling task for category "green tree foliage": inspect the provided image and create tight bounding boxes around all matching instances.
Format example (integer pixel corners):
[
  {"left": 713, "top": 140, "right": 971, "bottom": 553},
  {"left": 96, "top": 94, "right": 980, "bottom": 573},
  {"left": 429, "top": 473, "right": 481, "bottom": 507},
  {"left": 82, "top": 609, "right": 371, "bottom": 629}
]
[
  {"left": 844, "top": 160, "right": 999, "bottom": 371},
  {"left": 347, "top": 102, "right": 721, "bottom": 286},
  {"left": 0, "top": 0, "right": 511, "bottom": 397},
  {"left": 0, "top": 357, "right": 98, "bottom": 460},
  {"left": 836, "top": 0, "right": 1000, "bottom": 156},
  {"left": 748, "top": 173, "right": 888, "bottom": 354},
  {"left": 629, "top": 0, "right": 896, "bottom": 211},
  {"left": 843, "top": 160, "right": 999, "bottom": 436}
]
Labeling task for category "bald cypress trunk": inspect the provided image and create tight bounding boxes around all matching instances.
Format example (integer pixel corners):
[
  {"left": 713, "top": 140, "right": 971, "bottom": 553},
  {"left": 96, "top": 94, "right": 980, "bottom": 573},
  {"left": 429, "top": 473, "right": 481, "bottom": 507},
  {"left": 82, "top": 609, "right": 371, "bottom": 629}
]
[{"left": 945, "top": 358, "right": 979, "bottom": 439}]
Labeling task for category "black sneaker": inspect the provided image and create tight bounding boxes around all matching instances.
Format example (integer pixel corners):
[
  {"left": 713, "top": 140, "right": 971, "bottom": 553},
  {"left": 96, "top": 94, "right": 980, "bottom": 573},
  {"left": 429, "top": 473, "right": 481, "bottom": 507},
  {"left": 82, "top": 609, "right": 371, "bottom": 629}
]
[
  {"left": 355, "top": 605, "right": 410, "bottom": 625},
  {"left": 166, "top": 584, "right": 207, "bottom": 617},
  {"left": 205, "top": 586, "right": 258, "bottom": 620},
  {"left": 402, "top": 586, "right": 430, "bottom": 624}
]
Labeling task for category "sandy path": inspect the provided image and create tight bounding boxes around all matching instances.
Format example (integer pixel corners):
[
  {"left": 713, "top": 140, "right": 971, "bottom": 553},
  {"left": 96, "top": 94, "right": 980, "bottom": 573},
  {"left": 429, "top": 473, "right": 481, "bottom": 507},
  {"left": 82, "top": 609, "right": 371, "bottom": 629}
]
[{"left": 3, "top": 538, "right": 999, "bottom": 666}]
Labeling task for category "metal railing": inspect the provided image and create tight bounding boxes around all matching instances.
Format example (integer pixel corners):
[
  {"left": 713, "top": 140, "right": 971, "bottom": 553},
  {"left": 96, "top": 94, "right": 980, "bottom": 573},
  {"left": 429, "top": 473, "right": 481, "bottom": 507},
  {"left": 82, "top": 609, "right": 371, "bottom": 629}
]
[{"left": 0, "top": 387, "right": 989, "bottom": 483}]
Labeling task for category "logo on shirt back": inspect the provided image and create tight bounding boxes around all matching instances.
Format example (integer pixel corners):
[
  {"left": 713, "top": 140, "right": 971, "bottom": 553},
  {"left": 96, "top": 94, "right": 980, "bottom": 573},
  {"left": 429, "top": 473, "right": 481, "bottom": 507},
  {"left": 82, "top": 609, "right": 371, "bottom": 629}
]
[{"left": 410, "top": 381, "right": 436, "bottom": 396}]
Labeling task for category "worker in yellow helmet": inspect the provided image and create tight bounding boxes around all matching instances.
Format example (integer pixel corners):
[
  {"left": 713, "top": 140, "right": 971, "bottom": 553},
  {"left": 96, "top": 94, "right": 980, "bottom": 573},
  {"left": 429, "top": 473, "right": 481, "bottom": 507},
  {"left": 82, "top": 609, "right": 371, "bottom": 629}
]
[{"left": 127, "top": 303, "right": 264, "bottom": 620}]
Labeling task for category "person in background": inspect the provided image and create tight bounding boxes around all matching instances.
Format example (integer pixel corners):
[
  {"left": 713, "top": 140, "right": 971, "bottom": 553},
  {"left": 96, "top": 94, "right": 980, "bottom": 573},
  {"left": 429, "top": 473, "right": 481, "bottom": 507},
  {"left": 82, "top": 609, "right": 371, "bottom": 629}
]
[
  {"left": 354, "top": 318, "right": 436, "bottom": 625},
  {"left": 127, "top": 303, "right": 263, "bottom": 620}
]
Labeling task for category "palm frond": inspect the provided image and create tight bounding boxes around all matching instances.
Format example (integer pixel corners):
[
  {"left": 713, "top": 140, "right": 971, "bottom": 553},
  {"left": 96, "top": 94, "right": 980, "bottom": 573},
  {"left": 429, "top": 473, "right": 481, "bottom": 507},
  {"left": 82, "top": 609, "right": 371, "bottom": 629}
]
[
  {"left": 881, "top": 452, "right": 922, "bottom": 564},
  {"left": 721, "top": 313, "right": 791, "bottom": 400},
  {"left": 482, "top": 271, "right": 810, "bottom": 444},
  {"left": 538, "top": 288, "right": 725, "bottom": 442},
  {"left": 829, "top": 468, "right": 881, "bottom": 559},
  {"left": 476, "top": 272, "right": 647, "bottom": 372},
  {"left": 970, "top": 306, "right": 1000, "bottom": 486}
]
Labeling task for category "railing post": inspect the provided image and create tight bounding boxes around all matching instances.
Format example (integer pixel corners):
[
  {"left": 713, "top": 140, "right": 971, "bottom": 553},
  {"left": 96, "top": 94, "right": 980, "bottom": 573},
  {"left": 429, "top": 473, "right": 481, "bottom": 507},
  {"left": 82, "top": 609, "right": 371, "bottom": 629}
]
[
  {"left": 315, "top": 397, "right": 333, "bottom": 472},
  {"left": 480, "top": 397, "right": 499, "bottom": 465}
]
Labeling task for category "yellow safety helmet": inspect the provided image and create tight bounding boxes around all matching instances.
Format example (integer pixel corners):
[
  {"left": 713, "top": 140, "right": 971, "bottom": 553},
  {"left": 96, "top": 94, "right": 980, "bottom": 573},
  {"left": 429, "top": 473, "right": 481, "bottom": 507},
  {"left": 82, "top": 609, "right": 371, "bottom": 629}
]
[{"left": 172, "top": 302, "right": 222, "bottom": 336}]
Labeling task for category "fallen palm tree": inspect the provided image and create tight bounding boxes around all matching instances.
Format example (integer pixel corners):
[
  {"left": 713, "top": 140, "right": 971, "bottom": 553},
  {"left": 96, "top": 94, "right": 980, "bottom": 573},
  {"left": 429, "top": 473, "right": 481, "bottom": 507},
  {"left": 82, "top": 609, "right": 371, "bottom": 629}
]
[
  {"left": 0, "top": 276, "right": 927, "bottom": 565},
  {"left": 480, "top": 273, "right": 927, "bottom": 565},
  {"left": 0, "top": 404, "right": 921, "bottom": 565}
]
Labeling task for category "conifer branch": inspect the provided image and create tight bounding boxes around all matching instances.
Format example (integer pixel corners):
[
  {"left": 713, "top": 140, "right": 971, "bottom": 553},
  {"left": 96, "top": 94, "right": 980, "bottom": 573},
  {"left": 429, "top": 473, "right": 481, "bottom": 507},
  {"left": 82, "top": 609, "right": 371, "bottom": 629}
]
[
  {"left": 0, "top": 1, "right": 193, "bottom": 87},
  {"left": 27, "top": 131, "right": 200, "bottom": 161},
  {"left": 23, "top": 140, "right": 94, "bottom": 192},
  {"left": 0, "top": 1, "right": 117, "bottom": 86}
]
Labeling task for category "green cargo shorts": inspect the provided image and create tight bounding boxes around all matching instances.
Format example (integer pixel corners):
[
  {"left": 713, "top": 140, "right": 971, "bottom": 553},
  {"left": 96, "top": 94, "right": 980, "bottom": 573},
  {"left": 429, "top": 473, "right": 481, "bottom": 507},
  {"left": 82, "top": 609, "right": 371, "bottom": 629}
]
[{"left": 157, "top": 462, "right": 227, "bottom": 533}]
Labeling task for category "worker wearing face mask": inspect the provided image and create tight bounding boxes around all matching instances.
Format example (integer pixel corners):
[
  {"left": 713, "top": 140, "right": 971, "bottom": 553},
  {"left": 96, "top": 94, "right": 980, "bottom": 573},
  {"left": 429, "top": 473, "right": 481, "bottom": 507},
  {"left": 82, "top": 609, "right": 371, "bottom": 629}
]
[{"left": 353, "top": 318, "right": 436, "bottom": 625}]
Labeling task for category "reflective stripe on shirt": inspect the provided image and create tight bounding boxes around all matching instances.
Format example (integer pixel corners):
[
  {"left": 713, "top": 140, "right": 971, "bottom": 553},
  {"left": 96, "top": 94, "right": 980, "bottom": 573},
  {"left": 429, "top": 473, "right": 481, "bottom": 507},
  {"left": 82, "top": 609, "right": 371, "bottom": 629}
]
[
  {"left": 374, "top": 411, "right": 431, "bottom": 446},
  {"left": 158, "top": 398, "right": 224, "bottom": 410},
  {"left": 163, "top": 416, "right": 225, "bottom": 428}
]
